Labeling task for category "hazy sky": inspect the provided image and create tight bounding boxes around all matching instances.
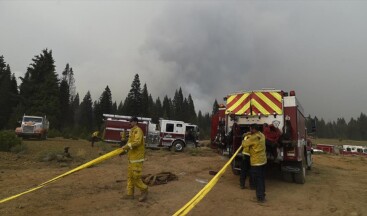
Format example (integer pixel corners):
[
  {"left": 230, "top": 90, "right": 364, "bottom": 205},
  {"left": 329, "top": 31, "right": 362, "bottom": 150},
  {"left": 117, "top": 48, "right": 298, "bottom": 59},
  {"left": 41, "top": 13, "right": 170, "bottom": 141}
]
[{"left": 1, "top": 1, "right": 366, "bottom": 121}]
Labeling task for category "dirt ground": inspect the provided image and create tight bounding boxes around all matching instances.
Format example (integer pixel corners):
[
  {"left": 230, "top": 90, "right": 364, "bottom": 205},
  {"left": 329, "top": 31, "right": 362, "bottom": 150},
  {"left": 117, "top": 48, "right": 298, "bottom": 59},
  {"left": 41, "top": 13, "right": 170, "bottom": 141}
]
[{"left": 0, "top": 138, "right": 366, "bottom": 216}]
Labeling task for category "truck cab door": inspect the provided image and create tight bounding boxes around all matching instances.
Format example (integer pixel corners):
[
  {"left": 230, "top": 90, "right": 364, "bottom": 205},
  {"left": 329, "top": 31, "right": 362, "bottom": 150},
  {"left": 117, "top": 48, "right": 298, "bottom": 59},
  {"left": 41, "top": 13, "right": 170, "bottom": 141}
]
[{"left": 175, "top": 123, "right": 184, "bottom": 134}]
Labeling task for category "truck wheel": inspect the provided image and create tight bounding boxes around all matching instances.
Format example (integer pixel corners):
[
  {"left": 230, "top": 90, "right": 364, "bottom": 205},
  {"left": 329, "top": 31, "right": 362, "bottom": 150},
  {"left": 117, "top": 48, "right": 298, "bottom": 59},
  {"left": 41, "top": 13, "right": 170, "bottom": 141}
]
[
  {"left": 173, "top": 141, "right": 184, "bottom": 152},
  {"left": 281, "top": 172, "right": 293, "bottom": 182},
  {"left": 294, "top": 160, "right": 306, "bottom": 184}
]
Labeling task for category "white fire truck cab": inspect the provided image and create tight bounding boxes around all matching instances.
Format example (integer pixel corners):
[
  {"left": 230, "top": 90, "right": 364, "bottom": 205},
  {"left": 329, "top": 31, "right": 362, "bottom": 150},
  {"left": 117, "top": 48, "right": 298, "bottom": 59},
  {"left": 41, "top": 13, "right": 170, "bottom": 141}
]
[
  {"left": 158, "top": 119, "right": 199, "bottom": 152},
  {"left": 102, "top": 114, "right": 199, "bottom": 152}
]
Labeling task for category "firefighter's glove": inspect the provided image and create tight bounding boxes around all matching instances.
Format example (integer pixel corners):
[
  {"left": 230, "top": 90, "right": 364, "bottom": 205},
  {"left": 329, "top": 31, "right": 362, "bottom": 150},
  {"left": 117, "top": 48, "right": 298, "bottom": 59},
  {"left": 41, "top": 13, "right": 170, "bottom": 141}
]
[
  {"left": 119, "top": 150, "right": 127, "bottom": 157},
  {"left": 121, "top": 145, "right": 129, "bottom": 152}
]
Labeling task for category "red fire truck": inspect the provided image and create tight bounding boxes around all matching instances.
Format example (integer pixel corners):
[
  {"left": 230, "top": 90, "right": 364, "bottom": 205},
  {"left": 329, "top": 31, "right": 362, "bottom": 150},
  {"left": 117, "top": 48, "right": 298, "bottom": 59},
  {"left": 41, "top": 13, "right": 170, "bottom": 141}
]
[
  {"left": 211, "top": 89, "right": 313, "bottom": 184},
  {"left": 102, "top": 114, "right": 199, "bottom": 152}
]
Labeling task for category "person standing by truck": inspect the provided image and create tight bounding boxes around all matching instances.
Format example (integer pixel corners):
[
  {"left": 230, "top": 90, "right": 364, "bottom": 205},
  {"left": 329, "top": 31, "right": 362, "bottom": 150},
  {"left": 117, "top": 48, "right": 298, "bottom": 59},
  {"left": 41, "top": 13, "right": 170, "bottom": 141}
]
[
  {"left": 91, "top": 131, "right": 100, "bottom": 147},
  {"left": 242, "top": 124, "right": 267, "bottom": 203},
  {"left": 240, "top": 134, "right": 255, "bottom": 190},
  {"left": 120, "top": 116, "right": 148, "bottom": 202}
]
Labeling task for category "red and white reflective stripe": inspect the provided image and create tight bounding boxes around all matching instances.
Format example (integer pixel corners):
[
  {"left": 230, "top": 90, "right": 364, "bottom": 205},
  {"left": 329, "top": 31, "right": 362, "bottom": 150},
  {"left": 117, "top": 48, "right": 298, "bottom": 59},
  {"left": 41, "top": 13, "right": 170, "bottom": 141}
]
[{"left": 106, "top": 127, "right": 127, "bottom": 131}]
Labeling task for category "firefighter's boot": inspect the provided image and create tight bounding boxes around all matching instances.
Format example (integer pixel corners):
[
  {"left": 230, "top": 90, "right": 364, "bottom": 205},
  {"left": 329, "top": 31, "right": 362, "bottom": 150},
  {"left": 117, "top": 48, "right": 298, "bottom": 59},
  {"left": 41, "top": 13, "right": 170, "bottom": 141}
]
[{"left": 138, "top": 189, "right": 148, "bottom": 202}]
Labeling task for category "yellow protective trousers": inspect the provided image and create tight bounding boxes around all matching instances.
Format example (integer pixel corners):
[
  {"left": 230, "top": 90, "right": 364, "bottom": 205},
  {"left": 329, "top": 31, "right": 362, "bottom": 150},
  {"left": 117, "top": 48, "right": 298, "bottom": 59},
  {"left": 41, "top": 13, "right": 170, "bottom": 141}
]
[{"left": 127, "top": 162, "right": 148, "bottom": 195}]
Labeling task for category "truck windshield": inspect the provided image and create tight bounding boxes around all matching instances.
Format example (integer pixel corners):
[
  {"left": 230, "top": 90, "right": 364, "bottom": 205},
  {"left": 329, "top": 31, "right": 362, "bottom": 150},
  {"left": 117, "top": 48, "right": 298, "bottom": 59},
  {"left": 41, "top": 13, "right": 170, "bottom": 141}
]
[{"left": 23, "top": 117, "right": 43, "bottom": 123}]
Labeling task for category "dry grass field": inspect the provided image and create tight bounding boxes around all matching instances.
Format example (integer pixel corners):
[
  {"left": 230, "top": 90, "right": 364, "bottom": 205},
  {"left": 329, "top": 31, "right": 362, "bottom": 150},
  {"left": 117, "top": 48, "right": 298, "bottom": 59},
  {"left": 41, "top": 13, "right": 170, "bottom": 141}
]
[{"left": 0, "top": 138, "right": 366, "bottom": 216}]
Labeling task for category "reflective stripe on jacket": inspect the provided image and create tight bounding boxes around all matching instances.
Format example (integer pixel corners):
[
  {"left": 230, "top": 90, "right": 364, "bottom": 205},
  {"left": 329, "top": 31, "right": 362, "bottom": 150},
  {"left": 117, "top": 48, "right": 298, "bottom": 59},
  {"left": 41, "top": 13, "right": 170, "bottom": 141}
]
[
  {"left": 242, "top": 131, "right": 267, "bottom": 166},
  {"left": 127, "top": 125, "right": 145, "bottom": 163}
]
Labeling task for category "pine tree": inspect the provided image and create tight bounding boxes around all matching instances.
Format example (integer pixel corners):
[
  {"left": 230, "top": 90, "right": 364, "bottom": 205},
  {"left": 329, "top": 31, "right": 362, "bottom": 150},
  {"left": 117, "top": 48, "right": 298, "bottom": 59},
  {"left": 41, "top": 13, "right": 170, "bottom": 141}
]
[
  {"left": 347, "top": 118, "right": 360, "bottom": 140},
  {"left": 125, "top": 74, "right": 142, "bottom": 116},
  {"left": 152, "top": 97, "right": 162, "bottom": 123},
  {"left": 173, "top": 88, "right": 184, "bottom": 120},
  {"left": 162, "top": 95, "right": 172, "bottom": 119},
  {"left": 336, "top": 118, "right": 347, "bottom": 140},
  {"left": 93, "top": 101, "right": 101, "bottom": 129},
  {"left": 182, "top": 98, "right": 189, "bottom": 122},
  {"left": 117, "top": 101, "right": 124, "bottom": 115},
  {"left": 187, "top": 94, "right": 197, "bottom": 123},
  {"left": 70, "top": 93, "right": 80, "bottom": 127},
  {"left": 62, "top": 63, "right": 76, "bottom": 100},
  {"left": 59, "top": 79, "right": 70, "bottom": 129},
  {"left": 99, "top": 85, "right": 113, "bottom": 114},
  {"left": 357, "top": 113, "right": 367, "bottom": 140},
  {"left": 78, "top": 91, "right": 93, "bottom": 131},
  {"left": 6, "top": 74, "right": 20, "bottom": 129},
  {"left": 0, "top": 56, "right": 14, "bottom": 129},
  {"left": 19, "top": 49, "right": 60, "bottom": 128},
  {"left": 148, "top": 94, "right": 154, "bottom": 117},
  {"left": 112, "top": 101, "right": 118, "bottom": 114},
  {"left": 141, "top": 83, "right": 149, "bottom": 116}
]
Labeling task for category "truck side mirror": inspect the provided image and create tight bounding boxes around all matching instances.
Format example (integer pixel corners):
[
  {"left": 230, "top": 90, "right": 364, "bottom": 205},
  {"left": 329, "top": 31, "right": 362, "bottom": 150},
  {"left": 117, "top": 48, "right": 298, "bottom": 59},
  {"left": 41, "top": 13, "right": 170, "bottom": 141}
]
[{"left": 17, "top": 120, "right": 22, "bottom": 124}]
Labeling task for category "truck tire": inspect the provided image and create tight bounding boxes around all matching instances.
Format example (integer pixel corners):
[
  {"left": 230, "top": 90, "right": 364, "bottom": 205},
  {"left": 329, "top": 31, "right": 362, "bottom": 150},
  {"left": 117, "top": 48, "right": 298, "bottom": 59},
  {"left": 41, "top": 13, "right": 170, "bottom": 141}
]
[
  {"left": 281, "top": 172, "right": 293, "bottom": 182},
  {"left": 294, "top": 159, "right": 306, "bottom": 184},
  {"left": 173, "top": 141, "right": 184, "bottom": 152}
]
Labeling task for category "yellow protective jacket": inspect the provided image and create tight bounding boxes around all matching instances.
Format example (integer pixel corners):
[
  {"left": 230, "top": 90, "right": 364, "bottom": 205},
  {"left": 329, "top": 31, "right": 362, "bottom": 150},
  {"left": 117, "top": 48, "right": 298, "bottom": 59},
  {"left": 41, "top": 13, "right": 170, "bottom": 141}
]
[
  {"left": 241, "top": 131, "right": 267, "bottom": 166},
  {"left": 126, "top": 125, "right": 145, "bottom": 163},
  {"left": 92, "top": 131, "right": 99, "bottom": 138},
  {"left": 242, "top": 132, "right": 251, "bottom": 156}
]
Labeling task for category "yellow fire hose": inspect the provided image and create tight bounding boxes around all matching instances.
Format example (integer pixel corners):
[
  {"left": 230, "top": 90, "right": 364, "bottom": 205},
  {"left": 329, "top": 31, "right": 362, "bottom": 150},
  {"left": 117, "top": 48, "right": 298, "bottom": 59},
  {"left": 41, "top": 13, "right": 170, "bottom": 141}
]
[
  {"left": 173, "top": 146, "right": 243, "bottom": 216},
  {"left": 0, "top": 148, "right": 124, "bottom": 204},
  {"left": 1, "top": 145, "right": 243, "bottom": 216}
]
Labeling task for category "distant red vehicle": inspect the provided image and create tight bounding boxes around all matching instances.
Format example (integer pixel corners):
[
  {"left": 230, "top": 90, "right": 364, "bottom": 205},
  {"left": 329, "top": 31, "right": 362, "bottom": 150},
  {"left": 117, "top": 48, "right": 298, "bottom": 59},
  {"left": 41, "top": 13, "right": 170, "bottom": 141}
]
[
  {"left": 316, "top": 144, "right": 336, "bottom": 153},
  {"left": 102, "top": 114, "right": 199, "bottom": 152},
  {"left": 102, "top": 114, "right": 151, "bottom": 143}
]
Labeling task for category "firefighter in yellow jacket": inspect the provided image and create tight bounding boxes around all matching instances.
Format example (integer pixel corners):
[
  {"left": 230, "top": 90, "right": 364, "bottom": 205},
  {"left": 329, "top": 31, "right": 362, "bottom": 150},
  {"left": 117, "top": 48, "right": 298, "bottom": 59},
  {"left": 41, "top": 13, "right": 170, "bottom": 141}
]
[
  {"left": 91, "top": 131, "right": 100, "bottom": 147},
  {"left": 121, "top": 116, "right": 148, "bottom": 202},
  {"left": 242, "top": 124, "right": 267, "bottom": 203},
  {"left": 240, "top": 133, "right": 255, "bottom": 189}
]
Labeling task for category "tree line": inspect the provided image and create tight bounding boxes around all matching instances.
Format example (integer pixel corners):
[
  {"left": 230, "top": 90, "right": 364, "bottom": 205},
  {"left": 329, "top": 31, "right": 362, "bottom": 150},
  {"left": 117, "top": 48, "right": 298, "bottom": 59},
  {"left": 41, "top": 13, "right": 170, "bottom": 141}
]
[
  {"left": 0, "top": 49, "right": 211, "bottom": 138},
  {"left": 306, "top": 114, "right": 367, "bottom": 141},
  {"left": 1, "top": 49, "right": 366, "bottom": 140}
]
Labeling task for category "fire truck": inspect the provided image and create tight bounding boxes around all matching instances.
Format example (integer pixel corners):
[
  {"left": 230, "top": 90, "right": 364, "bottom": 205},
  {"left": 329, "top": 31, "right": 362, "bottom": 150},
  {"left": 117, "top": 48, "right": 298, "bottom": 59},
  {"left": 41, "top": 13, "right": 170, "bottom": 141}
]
[
  {"left": 211, "top": 89, "right": 313, "bottom": 184},
  {"left": 102, "top": 114, "right": 199, "bottom": 152}
]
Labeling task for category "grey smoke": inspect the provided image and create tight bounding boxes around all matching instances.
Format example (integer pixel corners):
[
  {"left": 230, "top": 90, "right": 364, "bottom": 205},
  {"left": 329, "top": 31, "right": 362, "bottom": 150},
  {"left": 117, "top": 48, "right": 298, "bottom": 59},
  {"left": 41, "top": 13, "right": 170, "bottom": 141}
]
[{"left": 1, "top": 1, "right": 366, "bottom": 121}]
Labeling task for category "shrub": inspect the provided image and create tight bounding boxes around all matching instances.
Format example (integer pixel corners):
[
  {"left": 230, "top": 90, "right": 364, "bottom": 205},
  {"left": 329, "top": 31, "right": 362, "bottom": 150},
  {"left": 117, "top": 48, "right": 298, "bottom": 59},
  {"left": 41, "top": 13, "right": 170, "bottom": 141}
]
[
  {"left": 37, "top": 149, "right": 64, "bottom": 162},
  {"left": 96, "top": 141, "right": 114, "bottom": 153},
  {"left": 10, "top": 143, "right": 28, "bottom": 154},
  {"left": 0, "top": 130, "right": 22, "bottom": 152},
  {"left": 47, "top": 129, "right": 62, "bottom": 138}
]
